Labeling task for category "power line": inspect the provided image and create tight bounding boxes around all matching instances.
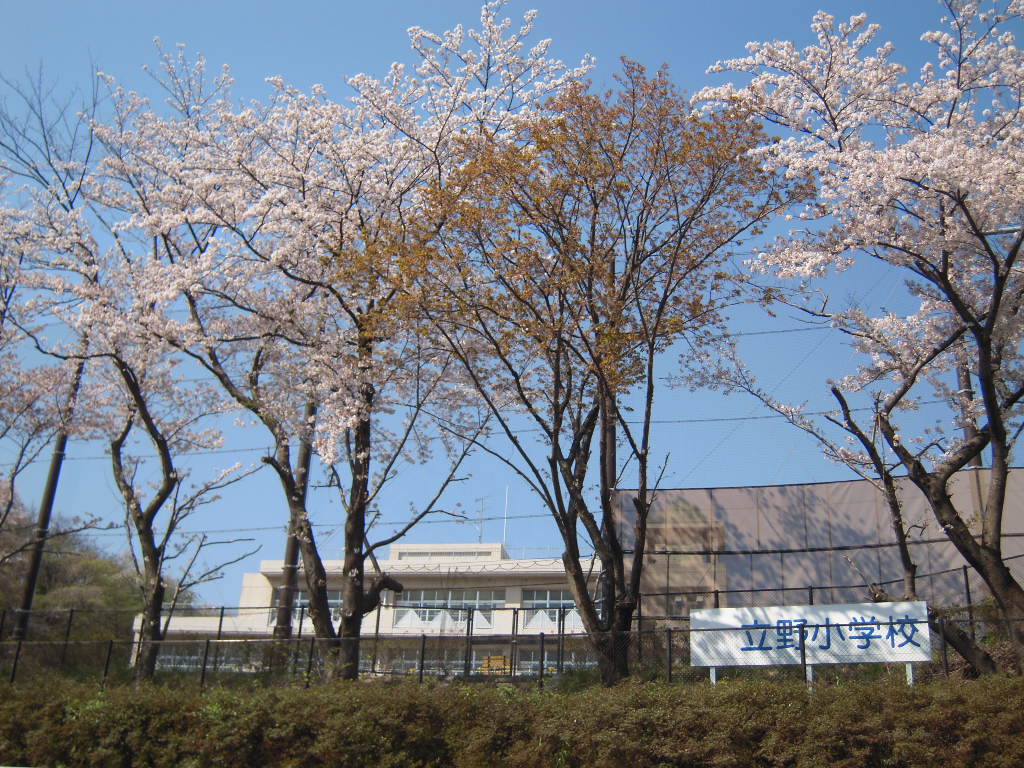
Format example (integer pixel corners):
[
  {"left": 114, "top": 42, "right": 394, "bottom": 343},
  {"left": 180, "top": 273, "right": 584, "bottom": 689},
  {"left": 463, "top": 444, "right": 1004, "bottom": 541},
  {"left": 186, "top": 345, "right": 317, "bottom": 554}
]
[
  {"left": 0, "top": 444, "right": 272, "bottom": 468},
  {"left": 0, "top": 396, "right": 951, "bottom": 469},
  {"left": 80, "top": 511, "right": 555, "bottom": 538},
  {"left": 733, "top": 326, "right": 829, "bottom": 337},
  {"left": 642, "top": 531, "right": 1024, "bottom": 558},
  {"left": 0, "top": 411, "right": 822, "bottom": 467}
]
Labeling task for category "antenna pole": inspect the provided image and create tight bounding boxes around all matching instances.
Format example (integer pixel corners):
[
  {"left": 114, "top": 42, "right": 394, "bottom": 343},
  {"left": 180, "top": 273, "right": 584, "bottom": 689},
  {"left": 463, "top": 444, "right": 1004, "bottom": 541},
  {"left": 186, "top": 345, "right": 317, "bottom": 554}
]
[{"left": 502, "top": 487, "right": 509, "bottom": 547}]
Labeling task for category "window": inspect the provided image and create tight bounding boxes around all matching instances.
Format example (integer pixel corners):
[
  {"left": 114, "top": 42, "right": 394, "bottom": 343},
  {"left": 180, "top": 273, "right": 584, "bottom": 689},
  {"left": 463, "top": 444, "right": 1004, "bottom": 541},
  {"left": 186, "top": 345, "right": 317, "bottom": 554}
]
[
  {"left": 522, "top": 589, "right": 575, "bottom": 622},
  {"left": 396, "top": 550, "right": 493, "bottom": 560},
  {"left": 394, "top": 588, "right": 505, "bottom": 623},
  {"left": 273, "top": 588, "right": 344, "bottom": 620},
  {"left": 518, "top": 647, "right": 583, "bottom": 672}
]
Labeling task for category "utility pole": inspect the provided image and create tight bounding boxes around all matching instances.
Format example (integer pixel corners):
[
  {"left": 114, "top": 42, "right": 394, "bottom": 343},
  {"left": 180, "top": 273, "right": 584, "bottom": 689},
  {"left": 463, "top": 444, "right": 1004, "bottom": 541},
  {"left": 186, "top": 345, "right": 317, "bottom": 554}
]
[{"left": 12, "top": 359, "right": 85, "bottom": 640}]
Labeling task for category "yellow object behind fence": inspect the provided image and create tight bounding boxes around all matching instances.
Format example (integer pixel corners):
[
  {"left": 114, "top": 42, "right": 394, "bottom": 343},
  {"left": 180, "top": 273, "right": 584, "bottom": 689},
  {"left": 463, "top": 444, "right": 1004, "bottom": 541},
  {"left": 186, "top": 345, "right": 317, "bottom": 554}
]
[{"left": 480, "top": 655, "right": 510, "bottom": 674}]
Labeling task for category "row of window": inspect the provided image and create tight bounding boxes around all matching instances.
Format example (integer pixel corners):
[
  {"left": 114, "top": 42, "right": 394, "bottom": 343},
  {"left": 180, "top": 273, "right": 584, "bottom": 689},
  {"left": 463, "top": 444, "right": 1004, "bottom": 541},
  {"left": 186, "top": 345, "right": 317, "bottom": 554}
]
[
  {"left": 271, "top": 586, "right": 580, "bottom": 626},
  {"left": 390, "top": 589, "right": 578, "bottom": 624},
  {"left": 390, "top": 647, "right": 593, "bottom": 674},
  {"left": 392, "top": 589, "right": 576, "bottom": 609},
  {"left": 395, "top": 550, "right": 496, "bottom": 560},
  {"left": 154, "top": 644, "right": 592, "bottom": 675},
  {"left": 273, "top": 587, "right": 578, "bottom": 610},
  {"left": 272, "top": 589, "right": 345, "bottom": 621}
]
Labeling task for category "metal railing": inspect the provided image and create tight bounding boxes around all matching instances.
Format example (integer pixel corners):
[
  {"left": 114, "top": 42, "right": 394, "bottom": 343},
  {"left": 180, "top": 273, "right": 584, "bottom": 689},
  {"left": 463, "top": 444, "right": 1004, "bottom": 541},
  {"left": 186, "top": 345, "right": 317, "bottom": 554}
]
[
  {"left": 0, "top": 568, "right": 1009, "bottom": 650},
  {"left": 0, "top": 614, "right": 1017, "bottom": 689}
]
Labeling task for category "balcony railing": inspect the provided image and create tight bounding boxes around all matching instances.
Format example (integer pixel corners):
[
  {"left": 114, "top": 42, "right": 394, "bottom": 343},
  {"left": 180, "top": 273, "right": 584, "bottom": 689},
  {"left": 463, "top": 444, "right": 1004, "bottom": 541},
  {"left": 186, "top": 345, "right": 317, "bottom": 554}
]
[
  {"left": 521, "top": 608, "right": 584, "bottom": 632},
  {"left": 392, "top": 608, "right": 496, "bottom": 632}
]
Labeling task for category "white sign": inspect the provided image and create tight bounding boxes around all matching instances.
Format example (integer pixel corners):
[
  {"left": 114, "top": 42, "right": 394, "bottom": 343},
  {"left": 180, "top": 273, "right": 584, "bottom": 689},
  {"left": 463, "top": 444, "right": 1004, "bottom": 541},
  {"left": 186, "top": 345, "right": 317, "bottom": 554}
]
[{"left": 690, "top": 601, "right": 931, "bottom": 667}]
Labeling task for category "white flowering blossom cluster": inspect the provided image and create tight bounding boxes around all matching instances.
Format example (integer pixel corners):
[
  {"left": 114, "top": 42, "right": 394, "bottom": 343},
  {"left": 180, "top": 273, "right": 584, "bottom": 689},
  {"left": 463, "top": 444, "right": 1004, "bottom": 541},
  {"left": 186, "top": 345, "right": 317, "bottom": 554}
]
[
  {"left": 702, "top": 0, "right": 1024, "bottom": 622},
  {"left": 0, "top": 2, "right": 591, "bottom": 677}
]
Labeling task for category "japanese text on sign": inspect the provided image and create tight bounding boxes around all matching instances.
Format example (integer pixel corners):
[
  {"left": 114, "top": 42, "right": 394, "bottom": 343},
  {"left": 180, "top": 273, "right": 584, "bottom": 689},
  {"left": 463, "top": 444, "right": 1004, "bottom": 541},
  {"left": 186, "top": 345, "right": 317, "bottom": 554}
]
[{"left": 690, "top": 601, "right": 931, "bottom": 667}]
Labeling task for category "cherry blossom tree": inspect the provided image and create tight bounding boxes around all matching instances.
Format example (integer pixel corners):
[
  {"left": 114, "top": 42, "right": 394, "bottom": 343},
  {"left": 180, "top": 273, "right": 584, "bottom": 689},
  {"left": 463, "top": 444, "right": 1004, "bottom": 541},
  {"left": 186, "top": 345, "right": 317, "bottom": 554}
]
[
  {"left": 4, "top": 191, "right": 258, "bottom": 680},
  {"left": 0, "top": 66, "right": 261, "bottom": 676},
  {"left": 83, "top": 2, "right": 582, "bottom": 679},
  {"left": 98, "top": 347, "right": 256, "bottom": 681},
  {"left": 702, "top": 0, "right": 1024, "bottom": 647},
  {"left": 720, "top": 355, "right": 1000, "bottom": 674}
]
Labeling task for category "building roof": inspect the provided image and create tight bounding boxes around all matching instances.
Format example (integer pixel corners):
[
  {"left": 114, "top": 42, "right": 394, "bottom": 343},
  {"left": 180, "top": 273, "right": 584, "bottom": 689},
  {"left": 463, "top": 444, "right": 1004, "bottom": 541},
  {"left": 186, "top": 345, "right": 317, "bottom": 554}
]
[{"left": 258, "top": 542, "right": 574, "bottom": 578}]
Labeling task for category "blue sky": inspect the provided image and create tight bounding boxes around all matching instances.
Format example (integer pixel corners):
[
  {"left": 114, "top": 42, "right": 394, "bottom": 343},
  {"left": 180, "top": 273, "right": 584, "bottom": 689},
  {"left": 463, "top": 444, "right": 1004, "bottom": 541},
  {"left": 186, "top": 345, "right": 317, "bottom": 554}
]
[
  {"left": 2, "top": 2, "right": 935, "bottom": 100},
  {"left": 0, "top": 2, "right": 950, "bottom": 604}
]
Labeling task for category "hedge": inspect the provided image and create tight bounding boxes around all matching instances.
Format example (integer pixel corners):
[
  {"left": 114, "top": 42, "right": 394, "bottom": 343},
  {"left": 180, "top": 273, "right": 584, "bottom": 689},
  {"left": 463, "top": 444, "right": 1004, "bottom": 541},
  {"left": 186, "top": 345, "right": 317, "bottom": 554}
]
[{"left": 1, "top": 676, "right": 1022, "bottom": 767}]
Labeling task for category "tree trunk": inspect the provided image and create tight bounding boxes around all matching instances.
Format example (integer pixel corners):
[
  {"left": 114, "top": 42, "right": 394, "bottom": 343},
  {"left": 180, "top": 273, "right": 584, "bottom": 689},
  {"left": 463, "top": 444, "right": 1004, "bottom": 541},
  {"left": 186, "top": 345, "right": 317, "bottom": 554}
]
[
  {"left": 593, "top": 628, "right": 630, "bottom": 685},
  {"left": 335, "top": 449, "right": 368, "bottom": 681},
  {"left": 870, "top": 579, "right": 998, "bottom": 676},
  {"left": 568, "top": 549, "right": 634, "bottom": 685},
  {"left": 920, "top": 481, "right": 1024, "bottom": 647},
  {"left": 335, "top": 451, "right": 369, "bottom": 680},
  {"left": 261, "top": 478, "right": 335, "bottom": 673},
  {"left": 272, "top": 400, "right": 317, "bottom": 640},
  {"left": 337, "top": 564, "right": 364, "bottom": 681},
  {"left": 593, "top": 383, "right": 639, "bottom": 686},
  {"left": 295, "top": 516, "right": 337, "bottom": 642},
  {"left": 932, "top": 611, "right": 998, "bottom": 677},
  {"left": 134, "top": 570, "right": 165, "bottom": 683},
  {"left": 334, "top": 331, "right": 375, "bottom": 681},
  {"left": 272, "top": 529, "right": 300, "bottom": 641}
]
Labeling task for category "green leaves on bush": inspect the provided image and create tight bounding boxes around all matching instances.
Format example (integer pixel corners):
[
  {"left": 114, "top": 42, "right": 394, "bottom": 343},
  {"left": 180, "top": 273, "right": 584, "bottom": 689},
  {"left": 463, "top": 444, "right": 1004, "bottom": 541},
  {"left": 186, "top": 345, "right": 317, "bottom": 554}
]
[{"left": 0, "top": 677, "right": 1022, "bottom": 767}]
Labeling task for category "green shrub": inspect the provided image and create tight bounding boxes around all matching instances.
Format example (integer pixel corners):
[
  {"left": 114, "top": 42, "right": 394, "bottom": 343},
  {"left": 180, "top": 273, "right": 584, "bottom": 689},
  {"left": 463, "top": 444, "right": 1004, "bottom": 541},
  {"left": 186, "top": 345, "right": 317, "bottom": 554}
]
[{"left": 0, "top": 677, "right": 1021, "bottom": 767}]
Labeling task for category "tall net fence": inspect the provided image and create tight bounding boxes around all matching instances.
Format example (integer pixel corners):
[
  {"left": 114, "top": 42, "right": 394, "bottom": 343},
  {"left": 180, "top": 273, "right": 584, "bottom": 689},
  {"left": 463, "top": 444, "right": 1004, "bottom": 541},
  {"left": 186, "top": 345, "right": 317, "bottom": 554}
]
[{"left": 616, "top": 472, "right": 1024, "bottom": 617}]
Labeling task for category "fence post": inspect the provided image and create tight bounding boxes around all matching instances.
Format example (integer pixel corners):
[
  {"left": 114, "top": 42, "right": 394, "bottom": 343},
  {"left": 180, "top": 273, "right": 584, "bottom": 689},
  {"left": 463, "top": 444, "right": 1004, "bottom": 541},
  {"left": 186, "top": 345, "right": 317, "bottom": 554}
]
[
  {"left": 463, "top": 609, "right": 474, "bottom": 677},
  {"left": 637, "top": 602, "right": 644, "bottom": 667},
  {"left": 557, "top": 607, "right": 565, "bottom": 674},
  {"left": 963, "top": 565, "right": 976, "bottom": 640},
  {"left": 304, "top": 637, "right": 316, "bottom": 687},
  {"left": 939, "top": 617, "right": 950, "bottom": 677},
  {"left": 713, "top": 590, "right": 720, "bottom": 609},
  {"left": 102, "top": 639, "right": 114, "bottom": 685},
  {"left": 799, "top": 624, "right": 809, "bottom": 688},
  {"left": 511, "top": 608, "right": 519, "bottom": 678},
  {"left": 418, "top": 633, "right": 426, "bottom": 683},
  {"left": 212, "top": 606, "right": 225, "bottom": 672},
  {"left": 807, "top": 585, "right": 814, "bottom": 605},
  {"left": 199, "top": 638, "right": 211, "bottom": 689},
  {"left": 60, "top": 608, "right": 75, "bottom": 667},
  {"left": 9, "top": 637, "right": 23, "bottom": 683},
  {"left": 539, "top": 632, "right": 545, "bottom": 691},
  {"left": 666, "top": 628, "right": 673, "bottom": 683}
]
